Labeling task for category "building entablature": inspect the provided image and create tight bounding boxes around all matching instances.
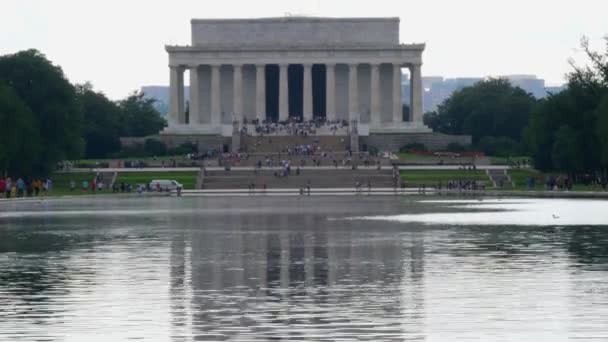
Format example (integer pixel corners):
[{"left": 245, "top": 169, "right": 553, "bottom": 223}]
[{"left": 166, "top": 44, "right": 424, "bottom": 68}]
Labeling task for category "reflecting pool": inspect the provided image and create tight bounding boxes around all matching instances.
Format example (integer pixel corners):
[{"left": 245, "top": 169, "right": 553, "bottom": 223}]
[{"left": 1, "top": 196, "right": 608, "bottom": 341}]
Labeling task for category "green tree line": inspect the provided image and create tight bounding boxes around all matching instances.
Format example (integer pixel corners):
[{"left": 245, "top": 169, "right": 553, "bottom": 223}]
[
  {"left": 0, "top": 50, "right": 165, "bottom": 176},
  {"left": 524, "top": 38, "right": 608, "bottom": 176},
  {"left": 425, "top": 37, "right": 608, "bottom": 177}
]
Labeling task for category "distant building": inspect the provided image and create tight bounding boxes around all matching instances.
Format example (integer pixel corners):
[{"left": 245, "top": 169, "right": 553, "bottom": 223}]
[
  {"left": 420, "top": 77, "right": 482, "bottom": 112},
  {"left": 419, "top": 74, "right": 564, "bottom": 113},
  {"left": 502, "top": 74, "right": 546, "bottom": 98},
  {"left": 141, "top": 85, "right": 189, "bottom": 117},
  {"left": 545, "top": 85, "right": 567, "bottom": 95}
]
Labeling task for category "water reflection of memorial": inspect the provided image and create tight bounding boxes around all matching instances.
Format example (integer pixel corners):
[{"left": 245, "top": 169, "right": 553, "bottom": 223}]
[{"left": 169, "top": 211, "right": 427, "bottom": 340}]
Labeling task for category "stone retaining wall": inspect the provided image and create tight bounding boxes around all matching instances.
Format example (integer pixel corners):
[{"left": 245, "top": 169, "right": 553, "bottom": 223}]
[
  {"left": 120, "top": 135, "right": 231, "bottom": 152},
  {"left": 361, "top": 133, "right": 472, "bottom": 152}
]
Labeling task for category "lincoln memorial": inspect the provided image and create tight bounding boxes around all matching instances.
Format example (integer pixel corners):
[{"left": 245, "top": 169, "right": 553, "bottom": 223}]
[{"left": 162, "top": 17, "right": 433, "bottom": 142}]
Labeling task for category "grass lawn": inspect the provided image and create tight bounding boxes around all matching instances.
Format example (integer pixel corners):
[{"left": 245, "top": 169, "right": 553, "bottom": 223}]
[
  {"left": 16, "top": 171, "right": 198, "bottom": 197},
  {"left": 398, "top": 152, "right": 437, "bottom": 160},
  {"left": 114, "top": 171, "right": 198, "bottom": 189},
  {"left": 400, "top": 170, "right": 490, "bottom": 186},
  {"left": 508, "top": 169, "right": 544, "bottom": 189},
  {"left": 507, "top": 169, "right": 607, "bottom": 192},
  {"left": 46, "top": 172, "right": 98, "bottom": 196}
]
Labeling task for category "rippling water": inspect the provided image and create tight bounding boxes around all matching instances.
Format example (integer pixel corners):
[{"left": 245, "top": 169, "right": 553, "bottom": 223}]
[{"left": 1, "top": 196, "right": 608, "bottom": 341}]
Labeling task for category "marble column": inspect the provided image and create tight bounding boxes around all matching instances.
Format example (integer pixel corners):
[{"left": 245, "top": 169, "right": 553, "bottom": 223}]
[
  {"left": 279, "top": 64, "right": 289, "bottom": 121},
  {"left": 233, "top": 64, "right": 243, "bottom": 123},
  {"left": 370, "top": 64, "right": 380, "bottom": 125},
  {"left": 169, "top": 66, "right": 184, "bottom": 125},
  {"left": 392, "top": 64, "right": 403, "bottom": 123},
  {"left": 348, "top": 64, "right": 359, "bottom": 122},
  {"left": 325, "top": 63, "right": 336, "bottom": 121},
  {"left": 303, "top": 64, "right": 313, "bottom": 121},
  {"left": 210, "top": 64, "right": 221, "bottom": 126},
  {"left": 256, "top": 64, "right": 266, "bottom": 122},
  {"left": 410, "top": 63, "right": 423, "bottom": 124},
  {"left": 189, "top": 66, "right": 201, "bottom": 125}
]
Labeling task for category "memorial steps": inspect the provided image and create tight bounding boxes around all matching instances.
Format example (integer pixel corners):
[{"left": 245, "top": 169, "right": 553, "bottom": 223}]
[
  {"left": 241, "top": 135, "right": 350, "bottom": 153},
  {"left": 222, "top": 153, "right": 390, "bottom": 167}
]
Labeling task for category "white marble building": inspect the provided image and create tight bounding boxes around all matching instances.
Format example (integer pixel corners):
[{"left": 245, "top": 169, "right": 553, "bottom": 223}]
[{"left": 163, "top": 17, "right": 431, "bottom": 137}]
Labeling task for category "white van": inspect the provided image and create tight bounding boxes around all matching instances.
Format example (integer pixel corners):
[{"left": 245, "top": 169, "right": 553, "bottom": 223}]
[{"left": 149, "top": 180, "right": 183, "bottom": 192}]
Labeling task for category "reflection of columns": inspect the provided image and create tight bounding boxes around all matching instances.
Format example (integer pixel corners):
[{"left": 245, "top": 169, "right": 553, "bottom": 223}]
[
  {"left": 303, "top": 64, "right": 313, "bottom": 121},
  {"left": 304, "top": 230, "right": 314, "bottom": 288},
  {"left": 189, "top": 66, "right": 200, "bottom": 125},
  {"left": 258, "top": 224, "right": 268, "bottom": 288},
  {"left": 348, "top": 64, "right": 359, "bottom": 122},
  {"left": 327, "top": 230, "right": 337, "bottom": 286},
  {"left": 256, "top": 64, "right": 266, "bottom": 122},
  {"left": 210, "top": 64, "right": 221, "bottom": 126},
  {"left": 393, "top": 63, "right": 403, "bottom": 123},
  {"left": 370, "top": 64, "right": 380, "bottom": 125},
  {"left": 280, "top": 230, "right": 290, "bottom": 289},
  {"left": 410, "top": 63, "right": 423, "bottom": 124},
  {"left": 169, "top": 66, "right": 184, "bottom": 125},
  {"left": 279, "top": 64, "right": 289, "bottom": 121},
  {"left": 325, "top": 63, "right": 336, "bottom": 121},
  {"left": 233, "top": 64, "right": 243, "bottom": 123}
]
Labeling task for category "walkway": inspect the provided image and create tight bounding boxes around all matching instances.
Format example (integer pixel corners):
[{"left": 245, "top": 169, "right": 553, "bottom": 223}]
[{"left": 63, "top": 165, "right": 511, "bottom": 173}]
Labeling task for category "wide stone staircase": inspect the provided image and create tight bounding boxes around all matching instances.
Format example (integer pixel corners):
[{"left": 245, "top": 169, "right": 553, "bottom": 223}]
[
  {"left": 222, "top": 152, "right": 390, "bottom": 168},
  {"left": 201, "top": 168, "right": 397, "bottom": 189},
  {"left": 96, "top": 171, "right": 117, "bottom": 188},
  {"left": 486, "top": 169, "right": 514, "bottom": 188}
]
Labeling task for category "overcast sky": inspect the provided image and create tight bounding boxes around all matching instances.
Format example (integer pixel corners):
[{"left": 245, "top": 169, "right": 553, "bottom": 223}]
[{"left": 2, "top": 0, "right": 607, "bottom": 99}]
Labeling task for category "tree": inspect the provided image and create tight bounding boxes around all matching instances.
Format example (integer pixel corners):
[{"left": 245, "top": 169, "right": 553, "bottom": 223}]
[
  {"left": 551, "top": 125, "right": 581, "bottom": 174},
  {"left": 423, "top": 111, "right": 441, "bottom": 131},
  {"left": 0, "top": 83, "right": 40, "bottom": 175},
  {"left": 118, "top": 91, "right": 166, "bottom": 137},
  {"left": 478, "top": 136, "right": 522, "bottom": 157},
  {"left": 524, "top": 37, "right": 608, "bottom": 174},
  {"left": 0, "top": 50, "right": 83, "bottom": 174},
  {"left": 77, "top": 83, "right": 123, "bottom": 158},
  {"left": 144, "top": 138, "right": 167, "bottom": 156},
  {"left": 596, "top": 94, "right": 608, "bottom": 168},
  {"left": 425, "top": 79, "right": 537, "bottom": 145}
]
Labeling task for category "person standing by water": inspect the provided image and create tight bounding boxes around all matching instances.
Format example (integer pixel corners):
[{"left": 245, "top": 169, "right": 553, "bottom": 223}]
[
  {"left": 33, "top": 179, "right": 41, "bottom": 196},
  {"left": 10, "top": 181, "right": 17, "bottom": 198},
  {"left": 16, "top": 177, "right": 25, "bottom": 197},
  {"left": 4, "top": 178, "right": 11, "bottom": 198},
  {"left": 45, "top": 178, "right": 53, "bottom": 194},
  {"left": 26, "top": 180, "right": 33, "bottom": 197}
]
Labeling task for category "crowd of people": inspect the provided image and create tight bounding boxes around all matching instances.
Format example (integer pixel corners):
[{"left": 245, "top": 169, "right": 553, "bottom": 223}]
[
  {"left": 0, "top": 173, "right": 156, "bottom": 199},
  {"left": 0, "top": 177, "right": 53, "bottom": 198},
  {"left": 543, "top": 175, "right": 573, "bottom": 191},
  {"left": 218, "top": 148, "right": 380, "bottom": 170},
  {"left": 442, "top": 179, "right": 486, "bottom": 191},
  {"left": 240, "top": 117, "right": 349, "bottom": 136}
]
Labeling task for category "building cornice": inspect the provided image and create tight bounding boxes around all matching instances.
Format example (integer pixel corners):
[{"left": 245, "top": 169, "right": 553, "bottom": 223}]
[
  {"left": 165, "top": 43, "right": 425, "bottom": 53},
  {"left": 190, "top": 17, "right": 400, "bottom": 24}
]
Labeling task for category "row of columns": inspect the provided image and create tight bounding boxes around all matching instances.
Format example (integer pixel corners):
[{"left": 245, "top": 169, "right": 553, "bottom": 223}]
[{"left": 169, "top": 63, "right": 423, "bottom": 126}]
